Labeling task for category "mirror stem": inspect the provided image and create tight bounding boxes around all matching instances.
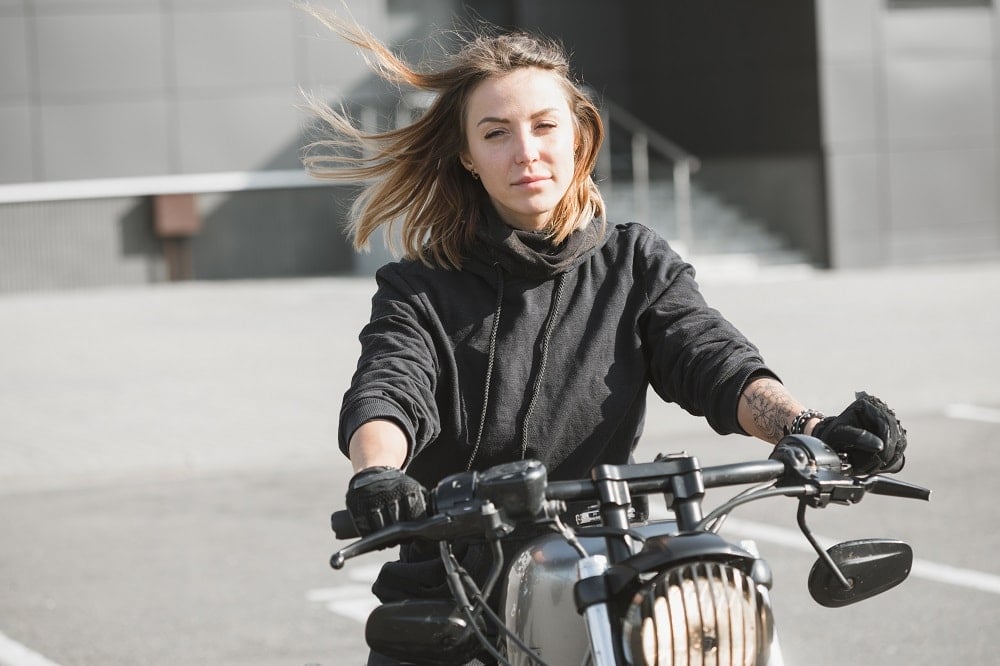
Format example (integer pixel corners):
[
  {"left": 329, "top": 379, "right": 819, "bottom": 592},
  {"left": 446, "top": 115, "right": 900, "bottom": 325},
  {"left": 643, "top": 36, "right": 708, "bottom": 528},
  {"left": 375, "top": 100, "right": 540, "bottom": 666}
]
[{"left": 797, "top": 500, "right": 853, "bottom": 591}]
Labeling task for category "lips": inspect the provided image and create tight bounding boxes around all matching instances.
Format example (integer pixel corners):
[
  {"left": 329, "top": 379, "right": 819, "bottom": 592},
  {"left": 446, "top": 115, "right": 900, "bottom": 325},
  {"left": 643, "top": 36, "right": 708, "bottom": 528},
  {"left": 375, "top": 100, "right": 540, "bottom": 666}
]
[{"left": 514, "top": 175, "right": 550, "bottom": 185}]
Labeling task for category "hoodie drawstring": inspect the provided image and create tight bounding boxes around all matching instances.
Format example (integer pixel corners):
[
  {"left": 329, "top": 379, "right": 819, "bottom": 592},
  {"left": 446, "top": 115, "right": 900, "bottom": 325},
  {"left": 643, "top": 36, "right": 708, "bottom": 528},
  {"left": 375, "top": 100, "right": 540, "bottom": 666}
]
[
  {"left": 466, "top": 264, "right": 505, "bottom": 471},
  {"left": 520, "top": 272, "right": 567, "bottom": 459}
]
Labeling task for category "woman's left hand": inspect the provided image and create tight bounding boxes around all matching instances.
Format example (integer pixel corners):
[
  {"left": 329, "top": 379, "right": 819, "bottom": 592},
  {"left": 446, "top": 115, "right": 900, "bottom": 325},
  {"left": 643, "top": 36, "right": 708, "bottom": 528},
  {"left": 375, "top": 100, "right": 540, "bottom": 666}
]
[{"left": 812, "top": 392, "right": 907, "bottom": 474}]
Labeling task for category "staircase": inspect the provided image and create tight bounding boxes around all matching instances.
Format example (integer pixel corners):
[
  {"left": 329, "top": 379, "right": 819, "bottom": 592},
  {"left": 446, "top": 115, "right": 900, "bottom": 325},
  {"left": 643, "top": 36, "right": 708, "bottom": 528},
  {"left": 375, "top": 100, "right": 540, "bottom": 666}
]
[
  {"left": 596, "top": 95, "right": 813, "bottom": 278},
  {"left": 602, "top": 178, "right": 812, "bottom": 275}
]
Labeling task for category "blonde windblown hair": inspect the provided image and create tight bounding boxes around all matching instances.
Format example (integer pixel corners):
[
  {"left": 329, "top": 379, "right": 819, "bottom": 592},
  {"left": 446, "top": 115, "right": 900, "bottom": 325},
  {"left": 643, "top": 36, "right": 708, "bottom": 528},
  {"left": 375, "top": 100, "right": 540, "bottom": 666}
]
[{"left": 301, "top": 6, "right": 605, "bottom": 269}]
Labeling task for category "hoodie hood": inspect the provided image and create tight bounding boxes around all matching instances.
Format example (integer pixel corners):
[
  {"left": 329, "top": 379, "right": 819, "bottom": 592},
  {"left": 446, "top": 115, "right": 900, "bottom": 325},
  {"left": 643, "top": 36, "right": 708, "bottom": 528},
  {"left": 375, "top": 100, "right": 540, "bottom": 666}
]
[{"left": 468, "top": 201, "right": 605, "bottom": 280}]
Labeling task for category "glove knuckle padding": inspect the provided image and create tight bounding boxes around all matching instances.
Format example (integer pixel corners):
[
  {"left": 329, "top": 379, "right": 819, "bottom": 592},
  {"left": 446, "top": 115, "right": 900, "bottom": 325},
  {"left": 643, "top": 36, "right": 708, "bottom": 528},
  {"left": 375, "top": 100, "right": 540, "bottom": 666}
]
[
  {"left": 346, "top": 467, "right": 428, "bottom": 535},
  {"left": 815, "top": 391, "right": 907, "bottom": 474}
]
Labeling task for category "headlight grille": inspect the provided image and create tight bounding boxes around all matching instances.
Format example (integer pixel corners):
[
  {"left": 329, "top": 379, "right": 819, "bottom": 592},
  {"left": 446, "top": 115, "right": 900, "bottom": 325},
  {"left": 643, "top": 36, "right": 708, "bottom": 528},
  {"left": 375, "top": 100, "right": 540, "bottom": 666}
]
[{"left": 622, "top": 561, "right": 773, "bottom": 666}]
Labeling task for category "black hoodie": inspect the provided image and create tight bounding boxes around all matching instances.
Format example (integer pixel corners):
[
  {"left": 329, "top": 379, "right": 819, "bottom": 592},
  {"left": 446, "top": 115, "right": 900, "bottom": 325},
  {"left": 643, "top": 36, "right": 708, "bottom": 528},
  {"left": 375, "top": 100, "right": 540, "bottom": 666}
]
[{"left": 339, "top": 206, "right": 776, "bottom": 489}]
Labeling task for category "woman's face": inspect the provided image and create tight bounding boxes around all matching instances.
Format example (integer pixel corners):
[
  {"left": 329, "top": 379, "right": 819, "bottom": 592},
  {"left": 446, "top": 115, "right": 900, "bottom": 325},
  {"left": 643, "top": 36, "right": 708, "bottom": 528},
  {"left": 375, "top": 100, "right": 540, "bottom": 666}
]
[{"left": 461, "top": 67, "right": 577, "bottom": 232}]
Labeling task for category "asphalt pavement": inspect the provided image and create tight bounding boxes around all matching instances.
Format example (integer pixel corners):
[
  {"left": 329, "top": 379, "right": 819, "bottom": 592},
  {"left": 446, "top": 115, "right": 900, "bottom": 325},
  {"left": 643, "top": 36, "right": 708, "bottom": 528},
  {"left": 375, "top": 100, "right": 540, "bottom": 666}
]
[{"left": 2, "top": 260, "right": 999, "bottom": 665}]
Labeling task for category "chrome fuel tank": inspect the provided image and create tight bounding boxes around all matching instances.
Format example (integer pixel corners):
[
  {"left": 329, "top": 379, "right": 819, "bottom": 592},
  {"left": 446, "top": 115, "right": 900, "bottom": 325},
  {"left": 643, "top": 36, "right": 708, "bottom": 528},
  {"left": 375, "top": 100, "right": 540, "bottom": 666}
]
[{"left": 501, "top": 520, "right": 678, "bottom": 665}]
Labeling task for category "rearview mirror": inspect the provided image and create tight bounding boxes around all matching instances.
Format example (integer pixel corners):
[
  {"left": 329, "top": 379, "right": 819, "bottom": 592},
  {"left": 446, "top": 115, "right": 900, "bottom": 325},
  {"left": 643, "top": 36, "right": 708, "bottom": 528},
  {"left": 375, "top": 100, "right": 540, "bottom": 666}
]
[{"left": 808, "top": 539, "right": 913, "bottom": 608}]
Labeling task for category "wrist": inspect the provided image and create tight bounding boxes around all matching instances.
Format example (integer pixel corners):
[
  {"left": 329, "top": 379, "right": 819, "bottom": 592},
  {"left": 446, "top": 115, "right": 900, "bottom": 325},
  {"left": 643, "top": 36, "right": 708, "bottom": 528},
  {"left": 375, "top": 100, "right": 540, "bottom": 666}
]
[
  {"left": 354, "top": 464, "right": 397, "bottom": 476},
  {"left": 348, "top": 465, "right": 399, "bottom": 489},
  {"left": 789, "top": 409, "right": 825, "bottom": 436}
]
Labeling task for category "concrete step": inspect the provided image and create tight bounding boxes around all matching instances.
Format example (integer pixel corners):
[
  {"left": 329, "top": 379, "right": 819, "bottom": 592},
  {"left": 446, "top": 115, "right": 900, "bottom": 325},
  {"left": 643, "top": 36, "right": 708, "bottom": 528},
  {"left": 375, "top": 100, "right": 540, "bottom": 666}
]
[{"left": 603, "top": 179, "right": 811, "bottom": 268}]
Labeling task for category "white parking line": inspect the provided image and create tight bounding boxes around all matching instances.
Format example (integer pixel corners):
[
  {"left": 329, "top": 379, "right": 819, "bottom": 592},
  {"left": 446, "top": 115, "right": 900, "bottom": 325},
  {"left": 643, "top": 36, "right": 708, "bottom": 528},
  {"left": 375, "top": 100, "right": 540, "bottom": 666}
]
[
  {"left": 308, "top": 585, "right": 380, "bottom": 624},
  {"left": 725, "top": 517, "right": 1000, "bottom": 596},
  {"left": 945, "top": 403, "right": 1000, "bottom": 424},
  {"left": 308, "top": 561, "right": 386, "bottom": 624},
  {"left": 0, "top": 631, "right": 62, "bottom": 666}
]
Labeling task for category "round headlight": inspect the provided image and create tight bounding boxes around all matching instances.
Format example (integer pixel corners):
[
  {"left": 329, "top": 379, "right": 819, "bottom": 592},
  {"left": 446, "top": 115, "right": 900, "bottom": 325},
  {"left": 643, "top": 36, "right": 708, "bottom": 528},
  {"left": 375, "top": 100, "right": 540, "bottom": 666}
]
[{"left": 622, "top": 561, "right": 773, "bottom": 666}]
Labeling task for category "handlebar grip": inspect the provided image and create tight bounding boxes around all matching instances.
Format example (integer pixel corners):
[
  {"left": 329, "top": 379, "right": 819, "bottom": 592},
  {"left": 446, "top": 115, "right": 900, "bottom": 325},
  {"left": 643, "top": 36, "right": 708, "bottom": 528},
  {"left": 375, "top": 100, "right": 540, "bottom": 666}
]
[{"left": 331, "top": 510, "right": 360, "bottom": 540}]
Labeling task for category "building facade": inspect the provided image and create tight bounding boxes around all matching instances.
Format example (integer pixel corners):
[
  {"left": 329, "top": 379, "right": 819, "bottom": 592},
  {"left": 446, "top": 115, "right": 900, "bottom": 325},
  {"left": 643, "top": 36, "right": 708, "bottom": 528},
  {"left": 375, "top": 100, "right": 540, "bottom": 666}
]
[{"left": 0, "top": 0, "right": 997, "bottom": 291}]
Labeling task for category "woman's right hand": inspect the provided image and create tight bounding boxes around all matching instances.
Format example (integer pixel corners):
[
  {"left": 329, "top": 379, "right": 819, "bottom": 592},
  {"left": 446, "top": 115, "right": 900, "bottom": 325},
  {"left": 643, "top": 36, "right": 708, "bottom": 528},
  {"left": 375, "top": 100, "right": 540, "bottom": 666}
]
[{"left": 345, "top": 466, "right": 428, "bottom": 536}]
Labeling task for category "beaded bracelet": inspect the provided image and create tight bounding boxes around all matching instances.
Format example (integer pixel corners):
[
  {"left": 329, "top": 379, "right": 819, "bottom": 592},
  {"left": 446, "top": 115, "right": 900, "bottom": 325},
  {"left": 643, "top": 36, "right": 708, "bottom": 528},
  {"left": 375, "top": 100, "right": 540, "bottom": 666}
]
[{"left": 789, "top": 409, "right": 825, "bottom": 435}]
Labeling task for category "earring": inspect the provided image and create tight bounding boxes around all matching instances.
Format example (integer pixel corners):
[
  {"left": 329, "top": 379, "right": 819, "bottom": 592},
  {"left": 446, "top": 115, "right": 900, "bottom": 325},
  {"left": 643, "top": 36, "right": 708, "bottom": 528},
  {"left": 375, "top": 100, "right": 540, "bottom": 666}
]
[{"left": 470, "top": 168, "right": 480, "bottom": 180}]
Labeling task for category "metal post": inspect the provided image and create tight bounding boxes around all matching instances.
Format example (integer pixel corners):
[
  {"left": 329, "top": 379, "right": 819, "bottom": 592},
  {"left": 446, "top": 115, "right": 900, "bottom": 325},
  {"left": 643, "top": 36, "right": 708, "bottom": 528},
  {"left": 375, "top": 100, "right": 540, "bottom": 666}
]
[
  {"left": 631, "top": 133, "right": 649, "bottom": 228},
  {"left": 674, "top": 159, "right": 694, "bottom": 255},
  {"left": 153, "top": 193, "right": 200, "bottom": 281},
  {"left": 598, "top": 107, "right": 613, "bottom": 201}
]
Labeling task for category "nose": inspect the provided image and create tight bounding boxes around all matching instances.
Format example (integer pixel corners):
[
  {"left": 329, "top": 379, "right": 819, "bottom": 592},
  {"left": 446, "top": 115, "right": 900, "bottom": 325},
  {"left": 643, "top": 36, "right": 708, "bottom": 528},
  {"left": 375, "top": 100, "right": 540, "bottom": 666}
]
[{"left": 514, "top": 130, "right": 540, "bottom": 165}]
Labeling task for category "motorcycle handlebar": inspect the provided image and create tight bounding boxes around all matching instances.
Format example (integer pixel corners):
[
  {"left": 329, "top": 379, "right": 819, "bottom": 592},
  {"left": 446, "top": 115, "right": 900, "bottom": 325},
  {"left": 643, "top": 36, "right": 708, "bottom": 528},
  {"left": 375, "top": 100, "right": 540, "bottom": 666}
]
[
  {"left": 543, "top": 459, "right": 787, "bottom": 502},
  {"left": 331, "top": 444, "right": 931, "bottom": 547},
  {"left": 331, "top": 457, "right": 817, "bottom": 542}
]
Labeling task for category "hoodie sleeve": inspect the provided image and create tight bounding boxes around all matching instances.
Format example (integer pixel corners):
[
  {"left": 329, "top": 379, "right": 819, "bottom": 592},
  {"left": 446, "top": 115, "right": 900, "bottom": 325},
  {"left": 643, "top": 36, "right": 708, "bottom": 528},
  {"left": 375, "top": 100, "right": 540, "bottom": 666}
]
[
  {"left": 338, "top": 263, "right": 441, "bottom": 465},
  {"left": 636, "top": 230, "right": 778, "bottom": 435}
]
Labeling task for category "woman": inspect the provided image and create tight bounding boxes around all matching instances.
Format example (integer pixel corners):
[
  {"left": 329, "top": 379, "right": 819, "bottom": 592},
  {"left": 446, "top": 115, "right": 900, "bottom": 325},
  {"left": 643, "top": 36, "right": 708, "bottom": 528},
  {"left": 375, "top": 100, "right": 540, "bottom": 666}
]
[{"left": 303, "top": 8, "right": 906, "bottom": 664}]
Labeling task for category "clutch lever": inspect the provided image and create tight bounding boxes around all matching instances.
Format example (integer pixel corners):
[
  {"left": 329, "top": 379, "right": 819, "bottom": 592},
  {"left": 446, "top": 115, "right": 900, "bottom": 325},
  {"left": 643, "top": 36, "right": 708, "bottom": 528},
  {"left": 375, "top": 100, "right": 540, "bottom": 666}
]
[{"left": 330, "top": 501, "right": 514, "bottom": 569}]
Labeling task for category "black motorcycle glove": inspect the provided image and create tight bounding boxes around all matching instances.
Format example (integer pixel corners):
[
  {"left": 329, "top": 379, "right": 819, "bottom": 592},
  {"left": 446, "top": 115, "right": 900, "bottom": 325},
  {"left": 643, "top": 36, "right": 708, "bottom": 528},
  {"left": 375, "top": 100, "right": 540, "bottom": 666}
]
[
  {"left": 811, "top": 391, "right": 907, "bottom": 475},
  {"left": 345, "top": 466, "right": 428, "bottom": 536}
]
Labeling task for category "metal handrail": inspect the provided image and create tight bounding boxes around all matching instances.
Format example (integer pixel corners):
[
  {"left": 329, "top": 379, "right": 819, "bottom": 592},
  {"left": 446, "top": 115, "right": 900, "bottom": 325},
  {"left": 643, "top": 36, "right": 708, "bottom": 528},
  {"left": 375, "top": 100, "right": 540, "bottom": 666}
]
[
  {"left": 601, "top": 98, "right": 700, "bottom": 169},
  {"left": 0, "top": 169, "right": 326, "bottom": 205},
  {"left": 597, "top": 95, "right": 699, "bottom": 252}
]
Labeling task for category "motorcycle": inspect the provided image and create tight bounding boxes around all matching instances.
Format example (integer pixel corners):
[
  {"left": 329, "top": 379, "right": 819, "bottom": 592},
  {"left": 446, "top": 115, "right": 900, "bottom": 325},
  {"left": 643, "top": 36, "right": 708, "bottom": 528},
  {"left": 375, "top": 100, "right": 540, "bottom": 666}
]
[{"left": 329, "top": 434, "right": 930, "bottom": 665}]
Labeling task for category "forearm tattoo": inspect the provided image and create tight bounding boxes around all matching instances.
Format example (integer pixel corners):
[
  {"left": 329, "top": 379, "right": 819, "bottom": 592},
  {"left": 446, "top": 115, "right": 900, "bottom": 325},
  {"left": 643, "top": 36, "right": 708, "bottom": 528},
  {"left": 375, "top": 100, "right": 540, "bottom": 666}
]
[{"left": 741, "top": 378, "right": 798, "bottom": 443}]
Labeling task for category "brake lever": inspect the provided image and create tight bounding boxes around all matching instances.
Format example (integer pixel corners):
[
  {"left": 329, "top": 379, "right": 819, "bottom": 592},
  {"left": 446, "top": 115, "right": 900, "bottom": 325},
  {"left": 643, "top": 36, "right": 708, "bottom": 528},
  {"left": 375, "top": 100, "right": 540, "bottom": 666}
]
[
  {"left": 330, "top": 513, "right": 454, "bottom": 569},
  {"left": 330, "top": 501, "right": 516, "bottom": 570},
  {"left": 862, "top": 475, "right": 932, "bottom": 501},
  {"left": 806, "top": 473, "right": 932, "bottom": 508}
]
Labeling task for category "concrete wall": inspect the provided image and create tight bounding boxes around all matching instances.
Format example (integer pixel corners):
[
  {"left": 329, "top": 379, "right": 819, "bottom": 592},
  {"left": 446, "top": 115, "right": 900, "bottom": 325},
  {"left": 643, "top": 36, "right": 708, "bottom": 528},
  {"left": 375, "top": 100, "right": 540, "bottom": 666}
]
[
  {"left": 0, "top": 196, "right": 165, "bottom": 292},
  {"left": 818, "top": 0, "right": 1000, "bottom": 267},
  {"left": 0, "top": 0, "right": 459, "bottom": 291},
  {"left": 0, "top": 0, "right": 400, "bottom": 182}
]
